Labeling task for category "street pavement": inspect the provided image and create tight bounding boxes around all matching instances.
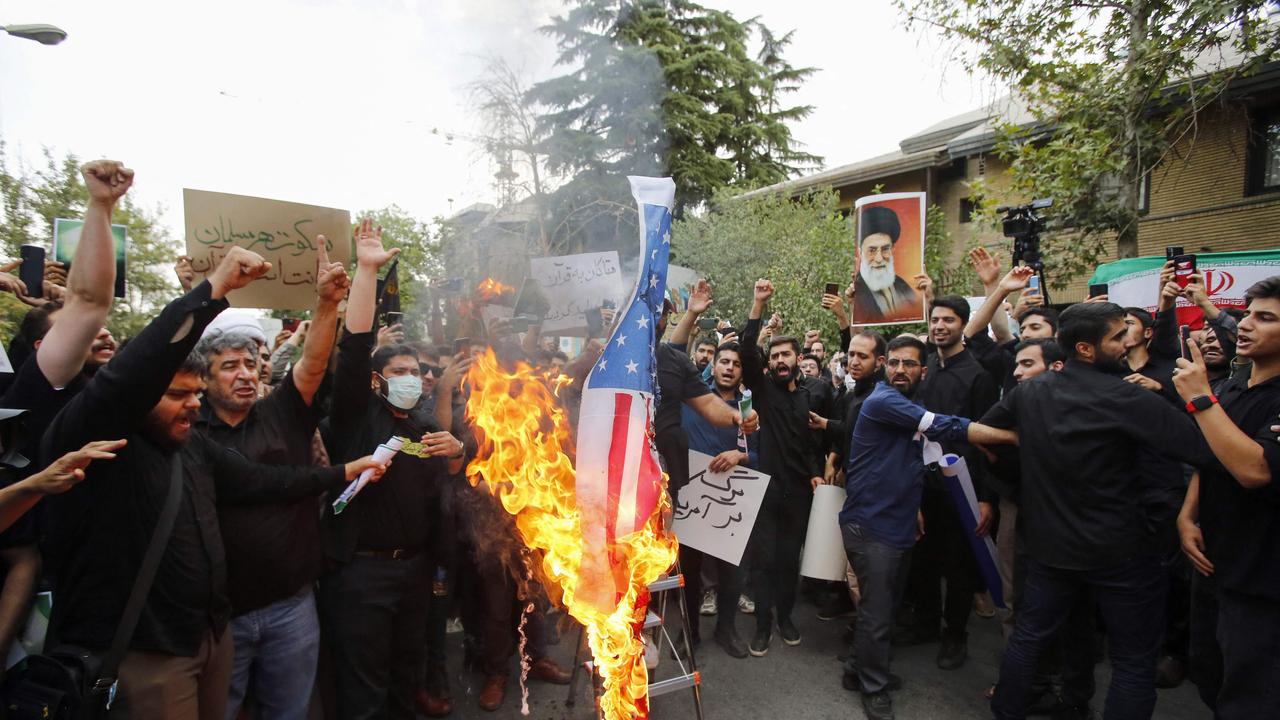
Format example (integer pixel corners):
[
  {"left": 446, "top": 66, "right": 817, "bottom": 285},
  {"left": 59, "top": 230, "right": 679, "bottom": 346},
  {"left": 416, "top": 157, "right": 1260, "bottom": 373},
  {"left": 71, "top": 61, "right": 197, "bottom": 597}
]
[{"left": 435, "top": 595, "right": 1211, "bottom": 720}]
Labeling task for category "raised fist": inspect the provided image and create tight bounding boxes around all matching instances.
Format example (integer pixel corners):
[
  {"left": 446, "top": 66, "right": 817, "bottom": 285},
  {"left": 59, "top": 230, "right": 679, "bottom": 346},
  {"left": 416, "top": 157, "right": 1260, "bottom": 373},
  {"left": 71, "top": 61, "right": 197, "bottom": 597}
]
[
  {"left": 82, "top": 160, "right": 134, "bottom": 206},
  {"left": 209, "top": 247, "right": 272, "bottom": 299}
]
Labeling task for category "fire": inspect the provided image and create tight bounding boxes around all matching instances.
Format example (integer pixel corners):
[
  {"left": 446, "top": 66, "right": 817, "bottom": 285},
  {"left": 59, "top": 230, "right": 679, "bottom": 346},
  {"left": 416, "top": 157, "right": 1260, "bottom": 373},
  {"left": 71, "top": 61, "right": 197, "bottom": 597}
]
[
  {"left": 464, "top": 349, "right": 678, "bottom": 719},
  {"left": 475, "top": 276, "right": 514, "bottom": 301}
]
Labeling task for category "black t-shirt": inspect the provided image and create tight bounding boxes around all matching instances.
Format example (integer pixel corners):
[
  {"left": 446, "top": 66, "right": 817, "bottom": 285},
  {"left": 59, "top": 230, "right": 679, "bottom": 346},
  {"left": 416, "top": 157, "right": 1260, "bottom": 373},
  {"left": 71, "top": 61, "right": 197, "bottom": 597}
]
[
  {"left": 980, "top": 360, "right": 1212, "bottom": 570},
  {"left": 1, "top": 356, "right": 87, "bottom": 463},
  {"left": 654, "top": 343, "right": 711, "bottom": 442},
  {"left": 199, "top": 372, "right": 327, "bottom": 615},
  {"left": 1198, "top": 370, "right": 1280, "bottom": 600}
]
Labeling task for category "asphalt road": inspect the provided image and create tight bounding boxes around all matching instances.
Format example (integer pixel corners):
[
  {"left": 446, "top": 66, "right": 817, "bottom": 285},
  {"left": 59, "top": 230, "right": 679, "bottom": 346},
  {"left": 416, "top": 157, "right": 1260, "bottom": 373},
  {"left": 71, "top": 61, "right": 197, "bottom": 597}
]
[{"left": 436, "top": 594, "right": 1211, "bottom": 720}]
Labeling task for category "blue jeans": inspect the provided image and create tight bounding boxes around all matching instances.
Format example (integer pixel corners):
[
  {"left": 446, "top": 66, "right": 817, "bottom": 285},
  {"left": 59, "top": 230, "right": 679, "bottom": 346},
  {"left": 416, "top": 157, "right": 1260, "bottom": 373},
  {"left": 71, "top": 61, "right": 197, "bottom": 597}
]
[
  {"left": 225, "top": 586, "right": 320, "bottom": 720},
  {"left": 992, "top": 556, "right": 1166, "bottom": 720}
]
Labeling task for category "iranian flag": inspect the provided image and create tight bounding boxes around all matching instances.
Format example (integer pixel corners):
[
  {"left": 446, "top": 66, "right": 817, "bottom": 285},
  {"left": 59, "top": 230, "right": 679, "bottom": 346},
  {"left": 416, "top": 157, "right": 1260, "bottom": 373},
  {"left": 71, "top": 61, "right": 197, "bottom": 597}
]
[{"left": 1089, "top": 249, "right": 1280, "bottom": 328}]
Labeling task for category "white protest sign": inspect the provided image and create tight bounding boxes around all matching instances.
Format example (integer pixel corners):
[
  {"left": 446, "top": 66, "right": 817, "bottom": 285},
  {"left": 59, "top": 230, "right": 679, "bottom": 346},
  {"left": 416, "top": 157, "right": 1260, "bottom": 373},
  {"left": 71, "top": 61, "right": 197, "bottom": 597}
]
[
  {"left": 800, "top": 484, "right": 848, "bottom": 581},
  {"left": 528, "top": 251, "right": 626, "bottom": 335},
  {"left": 673, "top": 450, "right": 770, "bottom": 566},
  {"left": 0, "top": 341, "right": 11, "bottom": 374}
]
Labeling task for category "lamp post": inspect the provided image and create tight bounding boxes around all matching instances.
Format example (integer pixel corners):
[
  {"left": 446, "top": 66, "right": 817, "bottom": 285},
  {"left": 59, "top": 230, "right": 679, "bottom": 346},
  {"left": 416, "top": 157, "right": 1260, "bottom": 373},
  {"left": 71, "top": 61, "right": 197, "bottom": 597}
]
[{"left": 2, "top": 24, "right": 67, "bottom": 46}]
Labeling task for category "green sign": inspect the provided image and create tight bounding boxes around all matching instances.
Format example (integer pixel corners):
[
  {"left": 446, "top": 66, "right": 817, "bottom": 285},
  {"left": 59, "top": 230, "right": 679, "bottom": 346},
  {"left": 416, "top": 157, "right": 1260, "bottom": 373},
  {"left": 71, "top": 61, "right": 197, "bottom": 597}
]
[{"left": 52, "top": 218, "right": 128, "bottom": 298}]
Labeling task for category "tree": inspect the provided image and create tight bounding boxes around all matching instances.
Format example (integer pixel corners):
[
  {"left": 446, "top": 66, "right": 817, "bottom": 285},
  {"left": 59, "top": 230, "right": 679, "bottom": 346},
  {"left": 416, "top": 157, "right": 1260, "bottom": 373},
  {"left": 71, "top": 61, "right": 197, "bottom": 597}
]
[
  {"left": 529, "top": 0, "right": 820, "bottom": 251},
  {"left": 356, "top": 204, "right": 444, "bottom": 342},
  {"left": 897, "top": 0, "right": 1280, "bottom": 275},
  {"left": 0, "top": 144, "right": 180, "bottom": 340},
  {"left": 672, "top": 186, "right": 853, "bottom": 341}
]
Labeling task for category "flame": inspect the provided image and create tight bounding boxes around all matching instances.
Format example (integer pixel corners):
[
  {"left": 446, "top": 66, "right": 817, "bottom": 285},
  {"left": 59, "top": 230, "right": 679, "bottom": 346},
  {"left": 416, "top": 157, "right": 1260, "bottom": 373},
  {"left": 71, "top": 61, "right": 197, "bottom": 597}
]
[
  {"left": 475, "top": 277, "right": 514, "bottom": 301},
  {"left": 464, "top": 349, "right": 678, "bottom": 719}
]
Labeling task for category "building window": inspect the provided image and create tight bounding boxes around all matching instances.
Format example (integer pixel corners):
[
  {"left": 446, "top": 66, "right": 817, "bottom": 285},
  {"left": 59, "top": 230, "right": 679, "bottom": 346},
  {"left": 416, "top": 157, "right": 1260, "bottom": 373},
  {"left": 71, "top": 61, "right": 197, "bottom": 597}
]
[
  {"left": 1248, "top": 107, "right": 1280, "bottom": 194},
  {"left": 959, "top": 197, "right": 976, "bottom": 223}
]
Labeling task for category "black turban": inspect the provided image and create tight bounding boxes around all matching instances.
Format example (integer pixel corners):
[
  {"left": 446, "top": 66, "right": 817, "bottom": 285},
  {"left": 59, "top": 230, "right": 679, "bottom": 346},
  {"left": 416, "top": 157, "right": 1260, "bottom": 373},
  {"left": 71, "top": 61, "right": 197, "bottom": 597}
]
[{"left": 859, "top": 205, "right": 901, "bottom": 244}]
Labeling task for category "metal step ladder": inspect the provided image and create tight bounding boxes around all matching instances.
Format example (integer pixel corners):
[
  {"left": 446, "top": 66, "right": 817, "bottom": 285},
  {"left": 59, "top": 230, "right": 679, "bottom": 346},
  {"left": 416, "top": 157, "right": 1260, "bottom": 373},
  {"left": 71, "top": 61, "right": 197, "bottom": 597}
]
[{"left": 565, "top": 564, "right": 705, "bottom": 719}]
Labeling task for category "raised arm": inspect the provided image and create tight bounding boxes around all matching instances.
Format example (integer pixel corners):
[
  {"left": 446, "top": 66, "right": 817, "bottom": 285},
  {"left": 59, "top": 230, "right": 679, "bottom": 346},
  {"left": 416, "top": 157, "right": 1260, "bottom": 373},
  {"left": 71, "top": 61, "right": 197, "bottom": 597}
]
[
  {"left": 670, "top": 279, "right": 711, "bottom": 347},
  {"left": 1174, "top": 342, "right": 1274, "bottom": 489},
  {"left": 36, "top": 161, "right": 132, "bottom": 388},
  {"left": 345, "top": 218, "right": 400, "bottom": 334},
  {"left": 965, "top": 266, "right": 1034, "bottom": 341},
  {"left": 292, "top": 236, "right": 348, "bottom": 404}
]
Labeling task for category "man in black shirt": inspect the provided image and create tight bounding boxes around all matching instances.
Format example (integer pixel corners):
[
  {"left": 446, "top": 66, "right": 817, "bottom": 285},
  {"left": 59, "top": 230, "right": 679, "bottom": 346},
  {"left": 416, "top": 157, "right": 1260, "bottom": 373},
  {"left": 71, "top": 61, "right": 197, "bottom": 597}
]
[
  {"left": 195, "top": 240, "right": 347, "bottom": 719},
  {"left": 1173, "top": 276, "right": 1280, "bottom": 719},
  {"left": 41, "top": 248, "right": 383, "bottom": 720},
  {"left": 898, "top": 295, "right": 999, "bottom": 670},
  {"left": 981, "top": 302, "right": 1212, "bottom": 720},
  {"left": 740, "top": 279, "right": 825, "bottom": 656},
  {"left": 320, "top": 219, "right": 466, "bottom": 720}
]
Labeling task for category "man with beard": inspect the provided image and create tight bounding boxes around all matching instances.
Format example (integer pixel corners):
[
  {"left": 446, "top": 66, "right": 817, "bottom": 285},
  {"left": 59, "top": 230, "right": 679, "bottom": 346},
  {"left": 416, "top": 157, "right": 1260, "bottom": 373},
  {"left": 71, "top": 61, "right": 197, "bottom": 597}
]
[
  {"left": 852, "top": 206, "right": 923, "bottom": 324},
  {"left": 680, "top": 341, "right": 759, "bottom": 658},
  {"left": 39, "top": 246, "right": 386, "bottom": 719},
  {"left": 982, "top": 302, "right": 1214, "bottom": 720},
  {"left": 897, "top": 295, "right": 999, "bottom": 670},
  {"left": 739, "top": 278, "right": 826, "bottom": 656},
  {"left": 193, "top": 239, "right": 347, "bottom": 720},
  {"left": 692, "top": 337, "right": 717, "bottom": 374},
  {"left": 841, "top": 336, "right": 1017, "bottom": 720},
  {"left": 808, "top": 330, "right": 887, "bottom": 621},
  {"left": 964, "top": 264, "right": 1045, "bottom": 390}
]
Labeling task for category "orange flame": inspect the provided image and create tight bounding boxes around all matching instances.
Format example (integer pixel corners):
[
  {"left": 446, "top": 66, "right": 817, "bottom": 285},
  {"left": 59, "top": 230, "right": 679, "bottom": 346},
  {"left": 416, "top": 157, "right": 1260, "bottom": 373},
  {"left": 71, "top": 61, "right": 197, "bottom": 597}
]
[
  {"left": 475, "top": 277, "right": 514, "bottom": 301},
  {"left": 464, "top": 349, "right": 678, "bottom": 719}
]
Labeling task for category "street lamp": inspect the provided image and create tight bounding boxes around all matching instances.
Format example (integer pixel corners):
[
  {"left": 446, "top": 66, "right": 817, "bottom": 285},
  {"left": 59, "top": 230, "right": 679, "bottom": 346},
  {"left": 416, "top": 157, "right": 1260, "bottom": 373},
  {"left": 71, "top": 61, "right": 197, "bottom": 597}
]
[{"left": 2, "top": 24, "right": 67, "bottom": 46}]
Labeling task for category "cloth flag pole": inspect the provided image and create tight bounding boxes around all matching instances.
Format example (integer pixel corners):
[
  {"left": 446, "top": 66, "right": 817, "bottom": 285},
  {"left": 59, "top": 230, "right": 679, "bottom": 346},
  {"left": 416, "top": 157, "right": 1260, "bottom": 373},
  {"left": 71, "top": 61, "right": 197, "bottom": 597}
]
[
  {"left": 937, "top": 452, "right": 1005, "bottom": 608},
  {"left": 574, "top": 176, "right": 676, "bottom": 613}
]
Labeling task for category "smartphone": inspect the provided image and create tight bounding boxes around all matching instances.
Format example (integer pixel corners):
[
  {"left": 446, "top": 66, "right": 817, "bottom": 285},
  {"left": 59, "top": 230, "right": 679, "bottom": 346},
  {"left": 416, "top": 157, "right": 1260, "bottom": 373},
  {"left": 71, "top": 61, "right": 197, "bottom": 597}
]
[
  {"left": 281, "top": 317, "right": 301, "bottom": 333},
  {"left": 1088, "top": 283, "right": 1109, "bottom": 298},
  {"left": 385, "top": 311, "right": 403, "bottom": 327},
  {"left": 1026, "top": 274, "right": 1041, "bottom": 295},
  {"left": 1166, "top": 246, "right": 1184, "bottom": 260},
  {"left": 19, "top": 245, "right": 44, "bottom": 300},
  {"left": 585, "top": 307, "right": 604, "bottom": 337},
  {"left": 1173, "top": 254, "right": 1197, "bottom": 289},
  {"left": 696, "top": 316, "right": 718, "bottom": 330},
  {"left": 824, "top": 282, "right": 840, "bottom": 297},
  {"left": 453, "top": 337, "right": 470, "bottom": 356},
  {"left": 1179, "top": 324, "right": 1193, "bottom": 361}
]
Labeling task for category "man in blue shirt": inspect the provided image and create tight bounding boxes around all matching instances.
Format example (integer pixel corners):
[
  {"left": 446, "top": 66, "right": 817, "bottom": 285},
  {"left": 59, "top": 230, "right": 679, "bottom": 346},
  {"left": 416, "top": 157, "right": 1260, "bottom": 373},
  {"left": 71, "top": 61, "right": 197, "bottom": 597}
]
[
  {"left": 841, "top": 335, "right": 1015, "bottom": 720},
  {"left": 680, "top": 342, "right": 759, "bottom": 658}
]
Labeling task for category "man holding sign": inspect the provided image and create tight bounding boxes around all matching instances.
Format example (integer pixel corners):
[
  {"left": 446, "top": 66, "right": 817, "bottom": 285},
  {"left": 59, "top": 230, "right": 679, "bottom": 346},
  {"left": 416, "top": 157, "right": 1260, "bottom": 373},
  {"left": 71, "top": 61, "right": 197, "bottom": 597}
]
[{"left": 679, "top": 341, "right": 760, "bottom": 659}]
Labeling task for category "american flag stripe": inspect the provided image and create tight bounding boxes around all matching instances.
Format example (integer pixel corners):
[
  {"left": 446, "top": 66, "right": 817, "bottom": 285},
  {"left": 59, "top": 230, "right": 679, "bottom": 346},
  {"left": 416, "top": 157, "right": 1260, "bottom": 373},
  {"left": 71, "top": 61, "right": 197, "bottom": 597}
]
[{"left": 605, "top": 393, "right": 631, "bottom": 544}]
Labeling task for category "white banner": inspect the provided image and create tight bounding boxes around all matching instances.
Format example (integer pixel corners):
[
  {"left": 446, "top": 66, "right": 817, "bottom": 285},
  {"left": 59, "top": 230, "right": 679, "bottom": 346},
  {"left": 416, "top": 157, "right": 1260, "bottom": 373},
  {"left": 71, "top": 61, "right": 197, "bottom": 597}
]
[
  {"left": 673, "top": 450, "right": 770, "bottom": 566},
  {"left": 529, "top": 251, "right": 626, "bottom": 335},
  {"left": 1090, "top": 250, "right": 1280, "bottom": 325}
]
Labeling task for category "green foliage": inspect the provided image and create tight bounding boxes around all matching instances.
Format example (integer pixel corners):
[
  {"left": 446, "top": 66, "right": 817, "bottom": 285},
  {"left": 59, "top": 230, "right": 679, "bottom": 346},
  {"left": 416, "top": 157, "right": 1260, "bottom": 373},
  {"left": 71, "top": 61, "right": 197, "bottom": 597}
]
[
  {"left": 897, "top": 0, "right": 1280, "bottom": 271},
  {"left": 672, "top": 186, "right": 853, "bottom": 345},
  {"left": 529, "top": 0, "right": 819, "bottom": 251},
  {"left": 0, "top": 144, "right": 180, "bottom": 341}
]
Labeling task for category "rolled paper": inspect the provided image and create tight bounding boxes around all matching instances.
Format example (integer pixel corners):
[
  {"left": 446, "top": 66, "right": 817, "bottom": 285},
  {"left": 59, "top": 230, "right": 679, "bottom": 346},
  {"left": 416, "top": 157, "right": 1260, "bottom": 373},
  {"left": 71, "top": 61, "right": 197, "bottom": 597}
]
[
  {"left": 800, "top": 484, "right": 848, "bottom": 581},
  {"left": 332, "top": 436, "right": 405, "bottom": 515},
  {"left": 737, "top": 390, "right": 752, "bottom": 453},
  {"left": 938, "top": 453, "right": 1006, "bottom": 608}
]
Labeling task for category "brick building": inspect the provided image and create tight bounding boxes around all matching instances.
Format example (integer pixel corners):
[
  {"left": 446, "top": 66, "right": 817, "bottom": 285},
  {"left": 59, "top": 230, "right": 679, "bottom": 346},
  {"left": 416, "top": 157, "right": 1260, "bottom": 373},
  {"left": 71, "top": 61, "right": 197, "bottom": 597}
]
[{"left": 747, "top": 60, "right": 1280, "bottom": 301}]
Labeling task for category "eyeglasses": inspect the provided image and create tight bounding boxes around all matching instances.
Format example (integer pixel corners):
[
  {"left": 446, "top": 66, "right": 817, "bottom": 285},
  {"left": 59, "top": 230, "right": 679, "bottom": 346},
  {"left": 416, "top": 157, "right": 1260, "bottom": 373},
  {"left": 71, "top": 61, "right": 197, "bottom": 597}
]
[{"left": 885, "top": 358, "right": 921, "bottom": 369}]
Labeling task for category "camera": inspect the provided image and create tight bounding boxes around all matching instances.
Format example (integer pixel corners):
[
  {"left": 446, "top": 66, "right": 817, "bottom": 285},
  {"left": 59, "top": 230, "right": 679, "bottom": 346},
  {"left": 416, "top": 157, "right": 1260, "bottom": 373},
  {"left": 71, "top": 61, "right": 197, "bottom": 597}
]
[{"left": 996, "top": 198, "right": 1052, "bottom": 272}]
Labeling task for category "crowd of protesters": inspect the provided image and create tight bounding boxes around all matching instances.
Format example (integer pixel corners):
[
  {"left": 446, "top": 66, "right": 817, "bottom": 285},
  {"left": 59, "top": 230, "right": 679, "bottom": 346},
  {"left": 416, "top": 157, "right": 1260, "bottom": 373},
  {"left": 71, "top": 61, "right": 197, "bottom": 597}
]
[{"left": 0, "top": 160, "right": 1274, "bottom": 720}]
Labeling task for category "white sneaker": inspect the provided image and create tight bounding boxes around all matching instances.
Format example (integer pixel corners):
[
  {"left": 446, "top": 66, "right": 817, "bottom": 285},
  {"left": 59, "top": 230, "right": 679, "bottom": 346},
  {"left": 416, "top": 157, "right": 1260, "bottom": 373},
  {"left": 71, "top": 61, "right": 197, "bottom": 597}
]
[
  {"left": 700, "top": 589, "right": 718, "bottom": 616},
  {"left": 738, "top": 594, "right": 756, "bottom": 614}
]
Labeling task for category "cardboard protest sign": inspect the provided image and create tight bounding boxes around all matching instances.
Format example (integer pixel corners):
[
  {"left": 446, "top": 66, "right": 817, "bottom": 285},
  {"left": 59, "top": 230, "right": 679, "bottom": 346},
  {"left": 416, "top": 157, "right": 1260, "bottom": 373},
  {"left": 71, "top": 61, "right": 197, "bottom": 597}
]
[
  {"left": 1090, "top": 249, "right": 1280, "bottom": 329},
  {"left": 52, "top": 219, "right": 127, "bottom": 299},
  {"left": 528, "top": 251, "right": 626, "bottom": 335},
  {"left": 852, "top": 192, "right": 926, "bottom": 326},
  {"left": 673, "top": 450, "right": 770, "bottom": 566},
  {"left": 183, "top": 189, "right": 351, "bottom": 309}
]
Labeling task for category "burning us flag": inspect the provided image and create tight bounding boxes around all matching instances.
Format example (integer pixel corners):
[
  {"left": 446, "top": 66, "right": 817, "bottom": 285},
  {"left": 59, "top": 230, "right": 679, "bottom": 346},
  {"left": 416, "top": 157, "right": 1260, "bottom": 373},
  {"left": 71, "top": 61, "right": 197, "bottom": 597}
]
[{"left": 575, "top": 176, "right": 677, "bottom": 613}]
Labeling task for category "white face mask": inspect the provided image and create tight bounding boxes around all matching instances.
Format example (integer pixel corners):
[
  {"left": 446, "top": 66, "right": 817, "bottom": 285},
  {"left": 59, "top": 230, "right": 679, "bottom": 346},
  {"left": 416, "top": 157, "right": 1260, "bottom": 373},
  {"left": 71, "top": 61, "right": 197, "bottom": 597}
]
[{"left": 379, "top": 373, "right": 422, "bottom": 410}]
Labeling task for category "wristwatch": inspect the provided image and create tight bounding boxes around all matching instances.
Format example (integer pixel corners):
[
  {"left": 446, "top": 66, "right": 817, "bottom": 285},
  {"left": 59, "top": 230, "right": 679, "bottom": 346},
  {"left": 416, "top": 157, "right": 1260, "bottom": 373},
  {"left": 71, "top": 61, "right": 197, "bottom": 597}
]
[{"left": 1185, "top": 394, "right": 1218, "bottom": 414}]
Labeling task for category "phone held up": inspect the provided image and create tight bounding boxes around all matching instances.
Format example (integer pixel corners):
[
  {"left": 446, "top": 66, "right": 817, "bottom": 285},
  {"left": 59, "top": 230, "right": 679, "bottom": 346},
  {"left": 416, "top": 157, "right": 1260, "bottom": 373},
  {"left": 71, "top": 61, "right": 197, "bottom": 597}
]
[
  {"left": 1180, "top": 324, "right": 1193, "bottom": 362},
  {"left": 19, "top": 245, "right": 44, "bottom": 300},
  {"left": 824, "top": 282, "right": 840, "bottom": 297},
  {"left": 1088, "top": 283, "right": 1109, "bottom": 298},
  {"left": 1173, "top": 254, "right": 1197, "bottom": 289}
]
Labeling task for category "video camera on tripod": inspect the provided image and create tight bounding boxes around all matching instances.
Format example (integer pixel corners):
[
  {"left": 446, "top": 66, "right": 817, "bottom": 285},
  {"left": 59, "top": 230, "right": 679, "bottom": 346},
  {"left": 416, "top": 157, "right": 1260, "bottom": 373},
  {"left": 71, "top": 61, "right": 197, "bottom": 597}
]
[{"left": 995, "top": 197, "right": 1053, "bottom": 302}]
